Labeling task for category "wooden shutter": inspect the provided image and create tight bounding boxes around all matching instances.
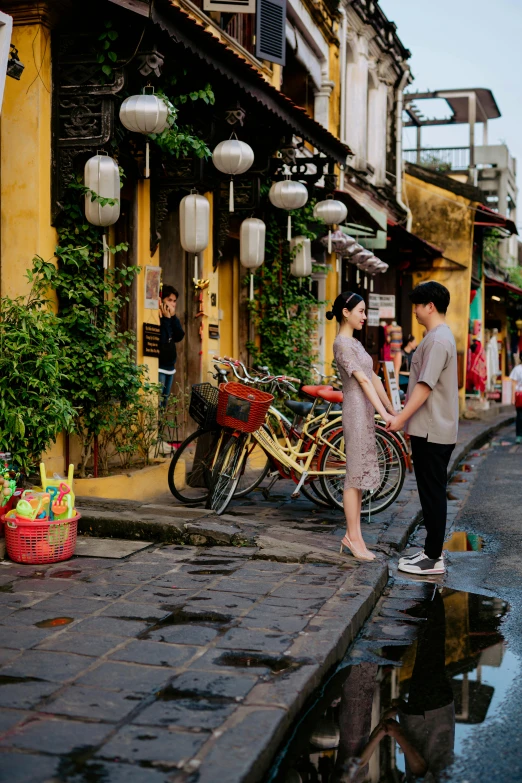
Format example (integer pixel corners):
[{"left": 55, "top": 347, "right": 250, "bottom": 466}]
[{"left": 255, "top": 0, "right": 286, "bottom": 65}]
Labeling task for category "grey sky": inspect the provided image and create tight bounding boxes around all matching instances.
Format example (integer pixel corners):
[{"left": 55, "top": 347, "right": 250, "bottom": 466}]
[{"left": 380, "top": 0, "right": 522, "bottom": 224}]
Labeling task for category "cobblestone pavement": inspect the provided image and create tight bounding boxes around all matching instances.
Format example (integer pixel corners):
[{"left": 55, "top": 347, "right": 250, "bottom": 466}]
[{"left": 0, "top": 412, "right": 514, "bottom": 783}]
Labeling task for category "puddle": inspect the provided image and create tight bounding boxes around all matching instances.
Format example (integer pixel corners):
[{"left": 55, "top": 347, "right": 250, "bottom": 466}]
[
  {"left": 49, "top": 569, "right": 81, "bottom": 579},
  {"left": 0, "top": 675, "right": 42, "bottom": 685},
  {"left": 0, "top": 583, "right": 13, "bottom": 593},
  {"left": 460, "top": 463, "right": 474, "bottom": 472},
  {"left": 35, "top": 616, "right": 75, "bottom": 628},
  {"left": 449, "top": 476, "right": 468, "bottom": 484},
  {"left": 143, "top": 606, "right": 233, "bottom": 638},
  {"left": 215, "top": 652, "right": 304, "bottom": 673},
  {"left": 443, "top": 531, "right": 484, "bottom": 552},
  {"left": 268, "top": 586, "right": 513, "bottom": 783},
  {"left": 187, "top": 569, "right": 237, "bottom": 575}
]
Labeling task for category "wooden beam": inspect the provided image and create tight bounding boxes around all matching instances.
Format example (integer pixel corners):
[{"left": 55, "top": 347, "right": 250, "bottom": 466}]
[{"left": 108, "top": 0, "right": 151, "bottom": 16}]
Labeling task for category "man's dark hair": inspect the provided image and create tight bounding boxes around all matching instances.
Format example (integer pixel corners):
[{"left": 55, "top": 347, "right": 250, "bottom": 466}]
[
  {"left": 161, "top": 284, "right": 179, "bottom": 300},
  {"left": 409, "top": 281, "right": 450, "bottom": 314}
]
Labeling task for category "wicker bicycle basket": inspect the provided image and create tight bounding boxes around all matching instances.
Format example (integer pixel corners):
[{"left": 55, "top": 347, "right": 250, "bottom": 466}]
[{"left": 217, "top": 382, "right": 274, "bottom": 433}]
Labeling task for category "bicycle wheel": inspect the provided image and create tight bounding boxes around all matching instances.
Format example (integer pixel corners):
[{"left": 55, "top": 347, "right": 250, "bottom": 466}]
[
  {"left": 167, "top": 428, "right": 224, "bottom": 504},
  {"left": 318, "top": 428, "right": 405, "bottom": 515},
  {"left": 207, "top": 433, "right": 248, "bottom": 515},
  {"left": 235, "top": 437, "right": 270, "bottom": 498}
]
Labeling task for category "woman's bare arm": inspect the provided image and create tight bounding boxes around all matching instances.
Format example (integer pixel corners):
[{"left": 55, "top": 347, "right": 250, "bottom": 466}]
[
  {"left": 353, "top": 370, "right": 394, "bottom": 423},
  {"left": 372, "top": 372, "right": 396, "bottom": 414}
]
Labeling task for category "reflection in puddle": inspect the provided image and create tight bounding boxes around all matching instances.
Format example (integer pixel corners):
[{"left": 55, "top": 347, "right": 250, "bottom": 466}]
[
  {"left": 35, "top": 616, "right": 74, "bottom": 628},
  {"left": 270, "top": 587, "right": 512, "bottom": 783},
  {"left": 443, "top": 531, "right": 484, "bottom": 552}
]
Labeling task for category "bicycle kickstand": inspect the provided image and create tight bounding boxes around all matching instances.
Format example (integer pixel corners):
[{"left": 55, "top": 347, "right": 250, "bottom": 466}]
[
  {"left": 291, "top": 471, "right": 309, "bottom": 499},
  {"left": 261, "top": 471, "right": 280, "bottom": 500}
]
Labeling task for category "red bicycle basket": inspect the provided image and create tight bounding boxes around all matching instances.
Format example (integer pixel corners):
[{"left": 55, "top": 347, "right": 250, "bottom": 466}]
[
  {"left": 217, "top": 382, "right": 274, "bottom": 433},
  {"left": 3, "top": 514, "right": 80, "bottom": 564}
]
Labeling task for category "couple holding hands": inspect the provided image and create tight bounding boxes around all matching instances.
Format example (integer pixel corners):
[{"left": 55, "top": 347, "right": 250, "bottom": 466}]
[{"left": 327, "top": 281, "right": 458, "bottom": 575}]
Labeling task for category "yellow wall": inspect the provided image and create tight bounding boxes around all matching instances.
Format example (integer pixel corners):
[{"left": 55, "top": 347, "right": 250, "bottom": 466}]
[
  {"left": 135, "top": 180, "right": 160, "bottom": 382},
  {"left": 324, "top": 260, "right": 339, "bottom": 374},
  {"left": 404, "top": 173, "right": 475, "bottom": 402}
]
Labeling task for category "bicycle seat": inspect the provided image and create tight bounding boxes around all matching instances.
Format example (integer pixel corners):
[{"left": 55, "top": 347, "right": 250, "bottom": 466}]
[
  {"left": 285, "top": 400, "right": 313, "bottom": 417},
  {"left": 300, "top": 384, "right": 333, "bottom": 399},
  {"left": 318, "top": 388, "right": 343, "bottom": 404}
]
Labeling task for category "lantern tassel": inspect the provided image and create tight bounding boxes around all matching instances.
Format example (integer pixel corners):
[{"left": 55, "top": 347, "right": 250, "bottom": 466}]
[
  {"left": 229, "top": 179, "right": 234, "bottom": 213},
  {"left": 328, "top": 229, "right": 332, "bottom": 255},
  {"left": 102, "top": 233, "right": 109, "bottom": 270},
  {"left": 287, "top": 215, "right": 292, "bottom": 242},
  {"left": 364, "top": 275, "right": 368, "bottom": 289},
  {"left": 356, "top": 269, "right": 360, "bottom": 284},
  {"left": 145, "top": 141, "right": 150, "bottom": 179},
  {"left": 249, "top": 273, "right": 254, "bottom": 301},
  {"left": 370, "top": 277, "right": 374, "bottom": 292}
]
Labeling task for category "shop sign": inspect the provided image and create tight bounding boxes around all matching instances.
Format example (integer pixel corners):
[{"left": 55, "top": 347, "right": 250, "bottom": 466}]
[
  {"left": 203, "top": 0, "right": 255, "bottom": 11},
  {"left": 144, "top": 266, "right": 161, "bottom": 310},
  {"left": 143, "top": 323, "right": 161, "bottom": 357},
  {"left": 209, "top": 324, "right": 220, "bottom": 340},
  {"left": 367, "top": 309, "right": 380, "bottom": 327},
  {"left": 369, "top": 293, "right": 395, "bottom": 319}
]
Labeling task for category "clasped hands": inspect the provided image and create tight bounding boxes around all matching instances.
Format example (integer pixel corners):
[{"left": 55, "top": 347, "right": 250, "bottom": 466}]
[{"left": 383, "top": 409, "right": 404, "bottom": 433}]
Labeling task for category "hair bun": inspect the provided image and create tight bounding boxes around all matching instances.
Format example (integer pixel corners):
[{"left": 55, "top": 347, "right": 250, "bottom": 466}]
[{"left": 325, "top": 311, "right": 335, "bottom": 321}]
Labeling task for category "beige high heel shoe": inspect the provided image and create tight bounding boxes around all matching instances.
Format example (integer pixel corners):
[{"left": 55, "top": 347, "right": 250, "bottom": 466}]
[{"left": 339, "top": 535, "right": 376, "bottom": 561}]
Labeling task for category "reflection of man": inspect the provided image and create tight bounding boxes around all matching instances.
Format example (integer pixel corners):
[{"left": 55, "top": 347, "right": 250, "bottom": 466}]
[
  {"left": 354, "top": 590, "right": 455, "bottom": 782},
  {"left": 158, "top": 285, "right": 185, "bottom": 406}
]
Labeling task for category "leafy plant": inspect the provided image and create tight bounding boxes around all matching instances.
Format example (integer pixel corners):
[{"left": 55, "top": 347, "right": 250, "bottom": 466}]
[
  {"left": 0, "top": 262, "right": 76, "bottom": 472},
  {"left": 149, "top": 90, "right": 212, "bottom": 160},
  {"left": 247, "top": 188, "right": 324, "bottom": 383},
  {"left": 97, "top": 20, "right": 119, "bottom": 81}
]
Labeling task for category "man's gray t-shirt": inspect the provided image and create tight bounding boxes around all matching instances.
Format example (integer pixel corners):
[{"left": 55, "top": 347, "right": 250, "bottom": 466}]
[{"left": 405, "top": 323, "right": 458, "bottom": 445}]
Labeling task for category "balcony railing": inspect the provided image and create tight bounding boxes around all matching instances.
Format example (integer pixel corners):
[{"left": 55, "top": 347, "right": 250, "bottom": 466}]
[{"left": 403, "top": 147, "right": 470, "bottom": 172}]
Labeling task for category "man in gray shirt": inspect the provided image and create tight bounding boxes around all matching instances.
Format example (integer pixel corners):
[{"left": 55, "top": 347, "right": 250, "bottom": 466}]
[{"left": 387, "top": 281, "right": 458, "bottom": 575}]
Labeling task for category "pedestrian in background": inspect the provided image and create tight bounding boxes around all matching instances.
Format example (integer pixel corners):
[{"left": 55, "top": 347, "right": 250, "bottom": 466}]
[
  {"left": 327, "top": 292, "right": 397, "bottom": 561},
  {"left": 510, "top": 358, "right": 522, "bottom": 444},
  {"left": 399, "top": 333, "right": 417, "bottom": 392},
  {"left": 387, "top": 281, "right": 458, "bottom": 575},
  {"left": 158, "top": 285, "right": 185, "bottom": 407}
]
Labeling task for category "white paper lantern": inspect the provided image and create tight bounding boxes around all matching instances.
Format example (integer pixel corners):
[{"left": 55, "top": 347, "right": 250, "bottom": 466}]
[
  {"left": 240, "top": 218, "right": 265, "bottom": 299},
  {"left": 313, "top": 199, "right": 348, "bottom": 254},
  {"left": 319, "top": 229, "right": 357, "bottom": 255},
  {"left": 352, "top": 249, "right": 374, "bottom": 268},
  {"left": 213, "top": 136, "right": 254, "bottom": 213},
  {"left": 345, "top": 243, "right": 364, "bottom": 263},
  {"left": 179, "top": 193, "right": 210, "bottom": 254},
  {"left": 290, "top": 236, "right": 312, "bottom": 278},
  {"left": 119, "top": 90, "right": 169, "bottom": 178},
  {"left": 269, "top": 178, "right": 308, "bottom": 241},
  {"left": 84, "top": 154, "right": 120, "bottom": 227}
]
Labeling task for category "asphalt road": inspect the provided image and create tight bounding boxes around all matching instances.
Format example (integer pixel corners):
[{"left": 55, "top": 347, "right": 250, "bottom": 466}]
[{"left": 430, "top": 424, "right": 522, "bottom": 782}]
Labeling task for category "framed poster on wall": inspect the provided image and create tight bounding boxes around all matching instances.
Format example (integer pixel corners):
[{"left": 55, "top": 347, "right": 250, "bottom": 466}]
[{"left": 144, "top": 266, "right": 161, "bottom": 310}]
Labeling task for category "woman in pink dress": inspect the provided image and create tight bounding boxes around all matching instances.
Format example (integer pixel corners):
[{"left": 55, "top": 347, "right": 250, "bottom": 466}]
[{"left": 326, "top": 292, "right": 397, "bottom": 561}]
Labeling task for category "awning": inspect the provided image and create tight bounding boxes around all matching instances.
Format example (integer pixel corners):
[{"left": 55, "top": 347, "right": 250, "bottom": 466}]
[
  {"left": 485, "top": 274, "right": 522, "bottom": 297},
  {"left": 333, "top": 190, "right": 383, "bottom": 233},
  {"left": 474, "top": 204, "right": 518, "bottom": 235},
  {"left": 149, "top": 0, "right": 351, "bottom": 165}
]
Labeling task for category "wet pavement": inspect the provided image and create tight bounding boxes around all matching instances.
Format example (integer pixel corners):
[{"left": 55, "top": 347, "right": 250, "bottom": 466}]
[{"left": 0, "top": 413, "right": 520, "bottom": 782}]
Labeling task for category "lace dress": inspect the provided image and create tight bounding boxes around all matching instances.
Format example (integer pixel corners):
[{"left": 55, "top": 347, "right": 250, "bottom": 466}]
[{"left": 333, "top": 335, "right": 380, "bottom": 490}]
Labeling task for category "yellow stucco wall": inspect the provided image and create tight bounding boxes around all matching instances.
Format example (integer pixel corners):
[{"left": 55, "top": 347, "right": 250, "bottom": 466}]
[
  {"left": 404, "top": 173, "right": 474, "bottom": 402},
  {"left": 324, "top": 261, "right": 339, "bottom": 374}
]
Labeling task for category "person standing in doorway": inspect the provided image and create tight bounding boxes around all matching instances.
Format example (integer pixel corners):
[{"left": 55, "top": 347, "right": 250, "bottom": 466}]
[
  {"left": 387, "top": 281, "right": 458, "bottom": 575},
  {"left": 158, "top": 285, "right": 185, "bottom": 407},
  {"left": 510, "top": 357, "right": 522, "bottom": 444}
]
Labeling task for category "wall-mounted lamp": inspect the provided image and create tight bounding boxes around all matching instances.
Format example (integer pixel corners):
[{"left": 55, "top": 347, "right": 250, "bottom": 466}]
[
  {"left": 491, "top": 295, "right": 501, "bottom": 302},
  {"left": 6, "top": 44, "right": 24, "bottom": 80}
]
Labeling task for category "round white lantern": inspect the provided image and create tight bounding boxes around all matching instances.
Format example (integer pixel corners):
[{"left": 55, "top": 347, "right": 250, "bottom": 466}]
[
  {"left": 269, "top": 178, "right": 308, "bottom": 241},
  {"left": 213, "top": 136, "right": 254, "bottom": 213},
  {"left": 119, "top": 90, "right": 169, "bottom": 178},
  {"left": 313, "top": 199, "right": 348, "bottom": 254},
  {"left": 179, "top": 193, "right": 210, "bottom": 254},
  {"left": 84, "top": 154, "right": 120, "bottom": 227},
  {"left": 240, "top": 217, "right": 266, "bottom": 300},
  {"left": 290, "top": 236, "right": 312, "bottom": 278}
]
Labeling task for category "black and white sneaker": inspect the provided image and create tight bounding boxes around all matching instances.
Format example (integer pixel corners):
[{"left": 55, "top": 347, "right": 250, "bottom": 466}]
[
  {"left": 398, "top": 549, "right": 425, "bottom": 565},
  {"left": 398, "top": 554, "right": 445, "bottom": 575}
]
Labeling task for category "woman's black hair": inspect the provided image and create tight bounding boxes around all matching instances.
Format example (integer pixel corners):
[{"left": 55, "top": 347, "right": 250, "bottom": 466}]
[{"left": 326, "top": 291, "right": 364, "bottom": 324}]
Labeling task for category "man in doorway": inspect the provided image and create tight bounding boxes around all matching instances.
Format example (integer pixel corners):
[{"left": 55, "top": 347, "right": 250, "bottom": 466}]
[
  {"left": 159, "top": 285, "right": 185, "bottom": 407},
  {"left": 387, "top": 281, "right": 458, "bottom": 575}
]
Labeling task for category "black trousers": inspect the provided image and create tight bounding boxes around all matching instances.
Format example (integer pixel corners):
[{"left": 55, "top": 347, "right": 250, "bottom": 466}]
[
  {"left": 516, "top": 407, "right": 522, "bottom": 437},
  {"left": 410, "top": 436, "right": 455, "bottom": 560}
]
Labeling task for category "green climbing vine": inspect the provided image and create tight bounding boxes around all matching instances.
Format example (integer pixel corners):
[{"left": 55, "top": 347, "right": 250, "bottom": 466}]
[{"left": 247, "top": 184, "right": 325, "bottom": 384}]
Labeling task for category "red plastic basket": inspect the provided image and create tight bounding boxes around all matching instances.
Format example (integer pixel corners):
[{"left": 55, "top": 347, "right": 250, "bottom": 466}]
[
  {"left": 3, "top": 513, "right": 80, "bottom": 564},
  {"left": 217, "top": 382, "right": 274, "bottom": 433}
]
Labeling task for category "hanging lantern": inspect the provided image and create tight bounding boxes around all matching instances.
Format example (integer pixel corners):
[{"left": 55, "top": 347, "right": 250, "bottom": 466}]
[
  {"left": 319, "top": 229, "right": 357, "bottom": 255},
  {"left": 84, "top": 154, "right": 120, "bottom": 227},
  {"left": 345, "top": 243, "right": 365, "bottom": 264},
  {"left": 240, "top": 218, "right": 266, "bottom": 300},
  {"left": 179, "top": 192, "right": 210, "bottom": 254},
  {"left": 212, "top": 135, "right": 254, "bottom": 213},
  {"left": 351, "top": 249, "right": 374, "bottom": 267},
  {"left": 119, "top": 89, "right": 169, "bottom": 178},
  {"left": 269, "top": 177, "right": 308, "bottom": 241},
  {"left": 313, "top": 199, "right": 348, "bottom": 254},
  {"left": 290, "top": 236, "right": 312, "bottom": 278}
]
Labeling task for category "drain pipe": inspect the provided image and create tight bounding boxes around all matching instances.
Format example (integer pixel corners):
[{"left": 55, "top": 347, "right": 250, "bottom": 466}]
[
  {"left": 338, "top": 5, "right": 347, "bottom": 190},
  {"left": 395, "top": 65, "right": 412, "bottom": 232}
]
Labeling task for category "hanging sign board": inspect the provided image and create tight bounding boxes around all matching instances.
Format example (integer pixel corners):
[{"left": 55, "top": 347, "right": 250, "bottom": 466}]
[
  {"left": 209, "top": 324, "right": 220, "bottom": 340},
  {"left": 144, "top": 266, "right": 162, "bottom": 310},
  {"left": 367, "top": 309, "right": 380, "bottom": 327},
  {"left": 382, "top": 361, "right": 402, "bottom": 411},
  {"left": 369, "top": 293, "right": 395, "bottom": 319},
  {"left": 203, "top": 0, "right": 255, "bottom": 11},
  {"left": 143, "top": 323, "right": 161, "bottom": 357}
]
